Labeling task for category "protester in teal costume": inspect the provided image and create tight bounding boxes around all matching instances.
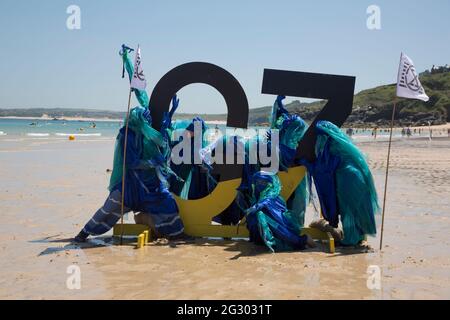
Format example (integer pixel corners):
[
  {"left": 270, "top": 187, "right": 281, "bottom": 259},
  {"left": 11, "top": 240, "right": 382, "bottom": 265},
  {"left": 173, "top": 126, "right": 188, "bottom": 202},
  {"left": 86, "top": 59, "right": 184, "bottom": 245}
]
[
  {"left": 299, "top": 120, "right": 379, "bottom": 245},
  {"left": 169, "top": 117, "right": 216, "bottom": 199},
  {"left": 109, "top": 45, "right": 179, "bottom": 197},
  {"left": 270, "top": 95, "right": 309, "bottom": 227},
  {"left": 206, "top": 96, "right": 310, "bottom": 228},
  {"left": 74, "top": 105, "right": 185, "bottom": 242},
  {"left": 240, "top": 96, "right": 312, "bottom": 251},
  {"left": 74, "top": 46, "right": 186, "bottom": 241},
  {"left": 109, "top": 106, "right": 180, "bottom": 208},
  {"left": 198, "top": 134, "right": 248, "bottom": 225},
  {"left": 245, "top": 172, "right": 315, "bottom": 252}
]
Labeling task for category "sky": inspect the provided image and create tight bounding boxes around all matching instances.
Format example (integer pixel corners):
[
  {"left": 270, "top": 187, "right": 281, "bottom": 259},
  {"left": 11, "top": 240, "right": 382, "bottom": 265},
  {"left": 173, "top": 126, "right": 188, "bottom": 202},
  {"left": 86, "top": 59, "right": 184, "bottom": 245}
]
[{"left": 0, "top": 0, "right": 449, "bottom": 114}]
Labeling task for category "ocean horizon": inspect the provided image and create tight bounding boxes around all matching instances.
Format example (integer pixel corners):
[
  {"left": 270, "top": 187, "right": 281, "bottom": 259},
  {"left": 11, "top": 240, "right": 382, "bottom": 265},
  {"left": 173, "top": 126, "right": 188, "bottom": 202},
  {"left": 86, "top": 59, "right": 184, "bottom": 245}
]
[{"left": 1, "top": 117, "right": 447, "bottom": 143}]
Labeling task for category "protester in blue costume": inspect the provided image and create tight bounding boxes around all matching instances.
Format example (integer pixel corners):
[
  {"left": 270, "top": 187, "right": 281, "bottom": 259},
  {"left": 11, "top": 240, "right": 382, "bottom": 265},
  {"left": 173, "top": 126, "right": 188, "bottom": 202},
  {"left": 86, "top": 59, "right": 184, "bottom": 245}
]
[
  {"left": 299, "top": 121, "right": 379, "bottom": 246},
  {"left": 245, "top": 171, "right": 316, "bottom": 252},
  {"left": 213, "top": 135, "right": 249, "bottom": 225},
  {"left": 74, "top": 45, "right": 187, "bottom": 242},
  {"left": 192, "top": 132, "right": 247, "bottom": 225},
  {"left": 169, "top": 117, "right": 216, "bottom": 200},
  {"left": 207, "top": 96, "right": 309, "bottom": 227},
  {"left": 74, "top": 104, "right": 187, "bottom": 242},
  {"left": 269, "top": 95, "right": 310, "bottom": 227}
]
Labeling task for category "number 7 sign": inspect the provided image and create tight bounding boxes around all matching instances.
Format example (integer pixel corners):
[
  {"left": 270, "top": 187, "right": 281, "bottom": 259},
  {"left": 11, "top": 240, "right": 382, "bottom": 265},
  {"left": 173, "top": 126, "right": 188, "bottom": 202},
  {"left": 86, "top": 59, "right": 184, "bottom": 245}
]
[{"left": 262, "top": 69, "right": 355, "bottom": 162}]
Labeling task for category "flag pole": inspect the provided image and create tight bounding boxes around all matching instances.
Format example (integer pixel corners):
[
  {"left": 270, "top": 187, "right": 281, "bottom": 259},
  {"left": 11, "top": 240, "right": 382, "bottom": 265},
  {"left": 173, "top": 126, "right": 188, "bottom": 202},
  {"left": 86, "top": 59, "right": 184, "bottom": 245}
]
[
  {"left": 119, "top": 88, "right": 133, "bottom": 245},
  {"left": 379, "top": 96, "right": 397, "bottom": 250}
]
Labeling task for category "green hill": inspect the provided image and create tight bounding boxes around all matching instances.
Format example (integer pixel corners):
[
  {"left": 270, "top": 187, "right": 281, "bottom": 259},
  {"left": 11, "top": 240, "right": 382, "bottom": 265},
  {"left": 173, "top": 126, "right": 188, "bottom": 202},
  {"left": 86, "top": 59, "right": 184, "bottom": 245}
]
[
  {"left": 1, "top": 71, "right": 449, "bottom": 127},
  {"left": 348, "top": 71, "right": 450, "bottom": 126},
  {"left": 249, "top": 70, "right": 450, "bottom": 127}
]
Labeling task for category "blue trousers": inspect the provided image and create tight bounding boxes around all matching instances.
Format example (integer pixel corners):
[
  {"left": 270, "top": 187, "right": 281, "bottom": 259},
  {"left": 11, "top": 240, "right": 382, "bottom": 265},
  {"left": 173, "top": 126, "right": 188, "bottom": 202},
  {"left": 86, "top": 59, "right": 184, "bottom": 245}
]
[{"left": 82, "top": 190, "right": 184, "bottom": 237}]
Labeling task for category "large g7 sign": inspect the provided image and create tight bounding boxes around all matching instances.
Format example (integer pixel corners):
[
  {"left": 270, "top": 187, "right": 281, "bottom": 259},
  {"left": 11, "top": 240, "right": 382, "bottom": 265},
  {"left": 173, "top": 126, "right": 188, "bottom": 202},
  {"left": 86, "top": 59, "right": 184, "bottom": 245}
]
[
  {"left": 148, "top": 62, "right": 355, "bottom": 238},
  {"left": 150, "top": 62, "right": 355, "bottom": 163}
]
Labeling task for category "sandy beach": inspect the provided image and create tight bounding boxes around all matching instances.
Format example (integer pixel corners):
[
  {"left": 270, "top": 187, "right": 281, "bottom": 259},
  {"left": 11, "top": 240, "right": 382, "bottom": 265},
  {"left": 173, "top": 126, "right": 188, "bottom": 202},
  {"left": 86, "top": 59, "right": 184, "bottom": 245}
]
[{"left": 0, "top": 132, "right": 449, "bottom": 300}]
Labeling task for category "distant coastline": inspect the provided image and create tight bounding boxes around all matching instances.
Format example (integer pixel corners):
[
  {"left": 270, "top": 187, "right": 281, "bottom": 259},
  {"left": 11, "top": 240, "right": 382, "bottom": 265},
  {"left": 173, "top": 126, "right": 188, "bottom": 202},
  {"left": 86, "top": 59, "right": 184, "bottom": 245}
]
[
  {"left": 0, "top": 108, "right": 227, "bottom": 124},
  {"left": 0, "top": 115, "right": 227, "bottom": 125},
  {"left": 0, "top": 116, "right": 122, "bottom": 122},
  {"left": 1, "top": 69, "right": 449, "bottom": 127}
]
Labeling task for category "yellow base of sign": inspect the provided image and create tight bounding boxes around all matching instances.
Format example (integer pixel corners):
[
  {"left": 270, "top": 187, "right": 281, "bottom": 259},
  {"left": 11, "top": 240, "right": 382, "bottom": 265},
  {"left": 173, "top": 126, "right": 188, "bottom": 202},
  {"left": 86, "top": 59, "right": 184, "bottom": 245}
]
[
  {"left": 174, "top": 166, "right": 307, "bottom": 237},
  {"left": 113, "top": 166, "right": 336, "bottom": 253},
  {"left": 113, "top": 224, "right": 335, "bottom": 253}
]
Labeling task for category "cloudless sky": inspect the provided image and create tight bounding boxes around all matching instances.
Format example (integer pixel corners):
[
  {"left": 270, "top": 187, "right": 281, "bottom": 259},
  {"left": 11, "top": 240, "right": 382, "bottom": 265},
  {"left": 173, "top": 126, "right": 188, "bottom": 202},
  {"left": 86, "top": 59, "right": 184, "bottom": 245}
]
[{"left": 0, "top": 0, "right": 449, "bottom": 114}]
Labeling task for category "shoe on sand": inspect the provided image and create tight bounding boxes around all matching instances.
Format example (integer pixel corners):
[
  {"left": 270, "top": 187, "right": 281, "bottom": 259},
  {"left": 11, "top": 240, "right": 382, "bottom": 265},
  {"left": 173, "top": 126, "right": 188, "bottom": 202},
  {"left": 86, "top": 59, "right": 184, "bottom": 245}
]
[
  {"left": 309, "top": 219, "right": 343, "bottom": 241},
  {"left": 309, "top": 219, "right": 328, "bottom": 230},
  {"left": 73, "top": 231, "right": 88, "bottom": 243}
]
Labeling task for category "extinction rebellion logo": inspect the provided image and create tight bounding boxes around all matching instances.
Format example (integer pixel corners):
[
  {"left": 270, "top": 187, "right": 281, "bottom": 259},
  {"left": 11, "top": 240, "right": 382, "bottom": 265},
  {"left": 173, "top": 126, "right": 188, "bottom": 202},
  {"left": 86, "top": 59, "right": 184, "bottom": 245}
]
[{"left": 398, "top": 61, "right": 424, "bottom": 93}]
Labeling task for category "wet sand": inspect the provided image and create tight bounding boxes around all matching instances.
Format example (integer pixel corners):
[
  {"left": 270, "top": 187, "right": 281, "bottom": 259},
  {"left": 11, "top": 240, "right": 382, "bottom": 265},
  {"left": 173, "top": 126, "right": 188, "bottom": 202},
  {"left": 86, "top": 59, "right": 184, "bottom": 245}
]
[{"left": 0, "top": 134, "right": 449, "bottom": 299}]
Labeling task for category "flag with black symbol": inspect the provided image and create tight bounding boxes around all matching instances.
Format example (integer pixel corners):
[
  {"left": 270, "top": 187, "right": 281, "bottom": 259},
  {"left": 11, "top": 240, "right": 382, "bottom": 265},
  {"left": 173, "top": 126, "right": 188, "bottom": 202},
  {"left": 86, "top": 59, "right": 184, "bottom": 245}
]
[
  {"left": 130, "top": 45, "right": 147, "bottom": 91},
  {"left": 396, "top": 52, "right": 429, "bottom": 102}
]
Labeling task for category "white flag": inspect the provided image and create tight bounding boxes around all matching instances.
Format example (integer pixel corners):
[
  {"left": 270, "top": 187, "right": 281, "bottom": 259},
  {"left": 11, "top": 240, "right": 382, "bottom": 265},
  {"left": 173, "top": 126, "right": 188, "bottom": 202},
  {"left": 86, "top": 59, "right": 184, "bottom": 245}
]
[
  {"left": 396, "top": 52, "right": 429, "bottom": 102},
  {"left": 130, "top": 45, "right": 147, "bottom": 91}
]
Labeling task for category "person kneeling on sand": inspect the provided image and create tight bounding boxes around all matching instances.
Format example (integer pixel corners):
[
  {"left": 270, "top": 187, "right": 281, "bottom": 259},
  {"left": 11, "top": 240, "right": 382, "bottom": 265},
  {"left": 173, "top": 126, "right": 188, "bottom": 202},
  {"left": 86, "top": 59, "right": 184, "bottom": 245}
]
[{"left": 74, "top": 106, "right": 190, "bottom": 242}]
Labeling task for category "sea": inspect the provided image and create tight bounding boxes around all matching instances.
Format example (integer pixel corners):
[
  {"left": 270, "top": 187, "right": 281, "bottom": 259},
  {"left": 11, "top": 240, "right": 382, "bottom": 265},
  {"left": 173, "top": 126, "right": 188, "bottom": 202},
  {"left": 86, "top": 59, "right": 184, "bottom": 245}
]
[
  {"left": 0, "top": 117, "right": 432, "bottom": 142},
  {"left": 0, "top": 118, "right": 122, "bottom": 140},
  {"left": 0, "top": 118, "right": 231, "bottom": 142}
]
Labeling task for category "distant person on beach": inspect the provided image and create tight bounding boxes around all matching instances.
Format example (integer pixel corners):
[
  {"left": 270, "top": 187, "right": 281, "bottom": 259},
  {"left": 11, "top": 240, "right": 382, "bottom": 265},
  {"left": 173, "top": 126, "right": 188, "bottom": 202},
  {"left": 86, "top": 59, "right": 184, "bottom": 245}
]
[
  {"left": 214, "top": 124, "right": 219, "bottom": 137},
  {"left": 372, "top": 127, "right": 378, "bottom": 139},
  {"left": 401, "top": 128, "right": 406, "bottom": 137},
  {"left": 406, "top": 127, "right": 412, "bottom": 138},
  {"left": 428, "top": 122, "right": 433, "bottom": 140},
  {"left": 346, "top": 128, "right": 353, "bottom": 137},
  {"left": 74, "top": 106, "right": 188, "bottom": 243}
]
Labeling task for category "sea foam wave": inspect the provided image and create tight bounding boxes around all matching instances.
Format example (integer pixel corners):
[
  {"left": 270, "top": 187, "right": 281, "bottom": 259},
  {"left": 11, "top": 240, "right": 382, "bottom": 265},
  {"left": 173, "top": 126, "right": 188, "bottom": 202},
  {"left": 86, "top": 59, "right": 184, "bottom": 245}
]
[
  {"left": 55, "top": 133, "right": 102, "bottom": 137},
  {"left": 27, "top": 133, "right": 50, "bottom": 137}
]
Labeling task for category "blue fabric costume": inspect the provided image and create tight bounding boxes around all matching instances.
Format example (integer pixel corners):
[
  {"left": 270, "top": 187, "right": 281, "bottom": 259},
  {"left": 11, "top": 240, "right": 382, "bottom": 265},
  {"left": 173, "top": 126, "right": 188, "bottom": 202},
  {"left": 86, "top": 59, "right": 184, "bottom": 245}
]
[
  {"left": 299, "top": 120, "right": 379, "bottom": 245},
  {"left": 241, "top": 96, "right": 311, "bottom": 252},
  {"left": 79, "top": 107, "right": 184, "bottom": 239},
  {"left": 169, "top": 118, "right": 216, "bottom": 200},
  {"left": 270, "top": 95, "right": 309, "bottom": 227},
  {"left": 76, "top": 45, "right": 184, "bottom": 240},
  {"left": 245, "top": 172, "right": 308, "bottom": 252}
]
